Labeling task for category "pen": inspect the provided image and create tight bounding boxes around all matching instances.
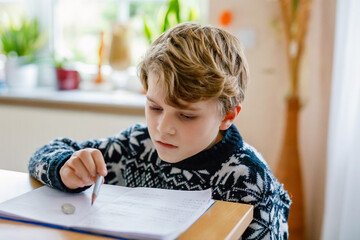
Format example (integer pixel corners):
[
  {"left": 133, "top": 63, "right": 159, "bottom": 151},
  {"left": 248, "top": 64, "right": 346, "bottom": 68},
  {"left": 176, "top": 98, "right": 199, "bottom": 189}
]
[{"left": 91, "top": 175, "right": 104, "bottom": 206}]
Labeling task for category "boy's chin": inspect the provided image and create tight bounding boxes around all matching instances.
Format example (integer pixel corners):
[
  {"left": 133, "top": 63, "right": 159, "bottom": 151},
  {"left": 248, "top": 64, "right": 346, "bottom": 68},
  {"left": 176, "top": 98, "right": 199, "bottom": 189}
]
[
  {"left": 159, "top": 156, "right": 183, "bottom": 164},
  {"left": 157, "top": 153, "right": 184, "bottom": 164}
]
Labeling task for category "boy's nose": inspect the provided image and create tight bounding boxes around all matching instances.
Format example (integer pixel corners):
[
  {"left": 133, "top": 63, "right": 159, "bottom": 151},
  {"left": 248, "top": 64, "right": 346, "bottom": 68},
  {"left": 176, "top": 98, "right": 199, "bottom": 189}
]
[{"left": 157, "top": 113, "right": 176, "bottom": 136}]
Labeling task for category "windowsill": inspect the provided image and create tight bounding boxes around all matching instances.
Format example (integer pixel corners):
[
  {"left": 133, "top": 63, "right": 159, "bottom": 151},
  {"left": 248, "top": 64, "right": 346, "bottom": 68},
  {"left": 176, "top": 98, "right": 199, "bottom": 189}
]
[{"left": 0, "top": 87, "right": 146, "bottom": 115}]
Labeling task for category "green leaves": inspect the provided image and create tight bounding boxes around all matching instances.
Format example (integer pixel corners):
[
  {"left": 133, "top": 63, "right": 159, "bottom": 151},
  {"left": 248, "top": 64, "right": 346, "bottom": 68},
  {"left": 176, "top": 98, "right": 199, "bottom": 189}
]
[
  {"left": 0, "top": 17, "right": 44, "bottom": 58},
  {"left": 162, "top": 0, "right": 181, "bottom": 33},
  {"left": 143, "top": 0, "right": 198, "bottom": 44},
  {"left": 143, "top": 15, "right": 153, "bottom": 44}
]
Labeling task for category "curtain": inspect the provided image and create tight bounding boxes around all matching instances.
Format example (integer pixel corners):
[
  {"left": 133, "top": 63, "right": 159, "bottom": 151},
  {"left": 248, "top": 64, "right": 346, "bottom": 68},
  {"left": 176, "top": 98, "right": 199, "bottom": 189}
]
[{"left": 321, "top": 0, "right": 360, "bottom": 239}]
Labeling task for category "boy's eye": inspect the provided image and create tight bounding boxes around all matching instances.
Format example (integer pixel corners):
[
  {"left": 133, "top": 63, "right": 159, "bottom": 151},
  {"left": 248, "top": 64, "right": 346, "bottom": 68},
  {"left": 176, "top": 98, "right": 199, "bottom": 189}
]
[
  {"left": 149, "top": 106, "right": 162, "bottom": 111},
  {"left": 180, "top": 114, "right": 196, "bottom": 120}
]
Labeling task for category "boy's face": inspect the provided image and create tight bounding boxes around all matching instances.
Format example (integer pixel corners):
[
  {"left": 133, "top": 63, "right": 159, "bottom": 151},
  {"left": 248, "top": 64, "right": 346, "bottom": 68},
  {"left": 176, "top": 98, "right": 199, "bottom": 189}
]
[{"left": 145, "top": 72, "right": 225, "bottom": 163}]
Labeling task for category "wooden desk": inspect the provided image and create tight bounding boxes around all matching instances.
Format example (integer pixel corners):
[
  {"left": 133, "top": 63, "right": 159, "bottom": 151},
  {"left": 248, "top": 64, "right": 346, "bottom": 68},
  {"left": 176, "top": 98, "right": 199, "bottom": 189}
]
[{"left": 0, "top": 169, "right": 253, "bottom": 240}]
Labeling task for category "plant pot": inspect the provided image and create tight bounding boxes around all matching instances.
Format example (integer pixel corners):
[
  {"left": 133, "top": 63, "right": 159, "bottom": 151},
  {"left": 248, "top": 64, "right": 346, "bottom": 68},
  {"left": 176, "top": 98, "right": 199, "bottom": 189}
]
[
  {"left": 56, "top": 68, "right": 80, "bottom": 90},
  {"left": 5, "top": 56, "right": 38, "bottom": 89}
]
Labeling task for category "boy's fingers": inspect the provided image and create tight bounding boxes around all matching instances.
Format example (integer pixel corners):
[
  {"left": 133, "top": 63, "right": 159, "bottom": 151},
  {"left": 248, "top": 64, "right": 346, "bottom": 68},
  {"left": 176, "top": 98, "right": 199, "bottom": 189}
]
[
  {"left": 78, "top": 149, "right": 97, "bottom": 177},
  {"left": 90, "top": 149, "right": 107, "bottom": 176},
  {"left": 60, "top": 148, "right": 106, "bottom": 190},
  {"left": 67, "top": 174, "right": 87, "bottom": 189},
  {"left": 67, "top": 156, "right": 93, "bottom": 185},
  {"left": 60, "top": 166, "right": 87, "bottom": 189}
]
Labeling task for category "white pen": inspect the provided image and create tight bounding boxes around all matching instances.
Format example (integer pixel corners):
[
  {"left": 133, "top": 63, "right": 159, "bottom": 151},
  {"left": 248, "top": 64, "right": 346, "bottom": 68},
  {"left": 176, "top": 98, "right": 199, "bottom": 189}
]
[{"left": 91, "top": 175, "right": 104, "bottom": 206}]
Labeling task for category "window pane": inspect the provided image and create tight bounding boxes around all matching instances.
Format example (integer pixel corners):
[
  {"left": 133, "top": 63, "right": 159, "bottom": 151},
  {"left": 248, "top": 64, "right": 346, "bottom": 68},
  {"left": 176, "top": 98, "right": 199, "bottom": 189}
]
[
  {"left": 0, "top": 1, "right": 26, "bottom": 24},
  {"left": 54, "top": 0, "right": 117, "bottom": 65},
  {"left": 55, "top": 0, "right": 203, "bottom": 66}
]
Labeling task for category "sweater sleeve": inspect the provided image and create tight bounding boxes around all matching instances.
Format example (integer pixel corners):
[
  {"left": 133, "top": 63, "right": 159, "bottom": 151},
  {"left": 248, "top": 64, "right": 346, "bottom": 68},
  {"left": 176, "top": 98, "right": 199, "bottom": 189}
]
[
  {"left": 28, "top": 137, "right": 87, "bottom": 193},
  {"left": 28, "top": 124, "right": 147, "bottom": 192},
  {"left": 240, "top": 170, "right": 291, "bottom": 240},
  {"left": 238, "top": 144, "right": 291, "bottom": 240}
]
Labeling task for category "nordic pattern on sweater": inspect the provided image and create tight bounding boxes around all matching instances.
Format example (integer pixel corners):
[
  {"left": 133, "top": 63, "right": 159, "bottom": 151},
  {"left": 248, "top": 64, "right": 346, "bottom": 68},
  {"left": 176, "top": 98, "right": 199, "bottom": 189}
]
[{"left": 29, "top": 124, "right": 291, "bottom": 240}]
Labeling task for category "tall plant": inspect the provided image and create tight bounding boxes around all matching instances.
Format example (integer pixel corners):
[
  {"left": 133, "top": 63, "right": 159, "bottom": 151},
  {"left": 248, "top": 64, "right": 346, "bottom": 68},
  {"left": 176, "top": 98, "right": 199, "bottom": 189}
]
[{"left": 276, "top": 1, "right": 313, "bottom": 240}]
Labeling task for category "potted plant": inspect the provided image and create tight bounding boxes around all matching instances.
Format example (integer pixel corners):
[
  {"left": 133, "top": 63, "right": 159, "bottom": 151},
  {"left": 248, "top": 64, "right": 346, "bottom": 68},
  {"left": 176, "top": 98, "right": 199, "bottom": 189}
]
[
  {"left": 0, "top": 16, "right": 44, "bottom": 88},
  {"left": 53, "top": 56, "right": 80, "bottom": 91}
]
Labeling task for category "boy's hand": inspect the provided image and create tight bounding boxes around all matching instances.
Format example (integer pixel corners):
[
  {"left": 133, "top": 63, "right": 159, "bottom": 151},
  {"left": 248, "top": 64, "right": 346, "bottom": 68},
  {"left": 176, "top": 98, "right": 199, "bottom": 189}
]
[{"left": 60, "top": 148, "right": 107, "bottom": 189}]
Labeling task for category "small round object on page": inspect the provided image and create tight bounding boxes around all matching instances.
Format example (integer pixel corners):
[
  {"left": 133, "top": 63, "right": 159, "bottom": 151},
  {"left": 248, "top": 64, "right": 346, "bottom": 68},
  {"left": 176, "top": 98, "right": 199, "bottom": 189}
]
[{"left": 61, "top": 203, "right": 75, "bottom": 214}]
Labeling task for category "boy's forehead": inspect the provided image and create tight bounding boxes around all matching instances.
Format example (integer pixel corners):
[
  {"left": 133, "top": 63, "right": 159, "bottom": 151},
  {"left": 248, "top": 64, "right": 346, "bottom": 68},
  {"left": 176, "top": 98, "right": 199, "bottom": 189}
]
[
  {"left": 147, "top": 70, "right": 218, "bottom": 111},
  {"left": 147, "top": 71, "right": 165, "bottom": 96},
  {"left": 147, "top": 72, "right": 189, "bottom": 108},
  {"left": 147, "top": 71, "right": 161, "bottom": 87}
]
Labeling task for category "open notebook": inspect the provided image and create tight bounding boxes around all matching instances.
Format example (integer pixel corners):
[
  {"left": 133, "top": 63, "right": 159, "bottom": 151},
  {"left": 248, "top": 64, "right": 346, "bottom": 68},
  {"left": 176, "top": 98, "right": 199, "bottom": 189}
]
[{"left": 0, "top": 184, "right": 214, "bottom": 240}]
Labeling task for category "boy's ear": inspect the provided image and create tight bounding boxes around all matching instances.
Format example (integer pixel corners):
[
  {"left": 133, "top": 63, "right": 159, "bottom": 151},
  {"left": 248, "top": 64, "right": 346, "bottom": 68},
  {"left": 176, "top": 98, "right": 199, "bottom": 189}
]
[{"left": 219, "top": 105, "right": 242, "bottom": 130}]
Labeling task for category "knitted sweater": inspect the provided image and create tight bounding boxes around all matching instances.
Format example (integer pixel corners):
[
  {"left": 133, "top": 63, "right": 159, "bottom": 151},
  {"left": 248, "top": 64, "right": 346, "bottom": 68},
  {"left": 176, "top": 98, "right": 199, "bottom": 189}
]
[{"left": 29, "top": 124, "right": 290, "bottom": 239}]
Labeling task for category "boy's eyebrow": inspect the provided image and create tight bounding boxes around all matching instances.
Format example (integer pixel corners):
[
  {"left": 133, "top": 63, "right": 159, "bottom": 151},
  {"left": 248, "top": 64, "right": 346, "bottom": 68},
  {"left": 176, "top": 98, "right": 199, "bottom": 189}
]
[
  {"left": 146, "top": 96, "right": 201, "bottom": 111},
  {"left": 146, "top": 96, "right": 157, "bottom": 104}
]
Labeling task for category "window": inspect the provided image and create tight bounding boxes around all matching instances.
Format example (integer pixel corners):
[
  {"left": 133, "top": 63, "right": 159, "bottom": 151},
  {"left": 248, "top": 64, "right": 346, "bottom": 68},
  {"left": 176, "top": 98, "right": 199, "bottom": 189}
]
[
  {"left": 0, "top": 0, "right": 207, "bottom": 88},
  {"left": 0, "top": 0, "right": 206, "bottom": 65}
]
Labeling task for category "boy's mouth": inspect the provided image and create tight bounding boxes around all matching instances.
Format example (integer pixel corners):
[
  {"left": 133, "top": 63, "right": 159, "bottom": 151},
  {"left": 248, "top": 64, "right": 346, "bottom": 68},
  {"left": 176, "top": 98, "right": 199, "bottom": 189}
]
[{"left": 156, "top": 141, "right": 178, "bottom": 149}]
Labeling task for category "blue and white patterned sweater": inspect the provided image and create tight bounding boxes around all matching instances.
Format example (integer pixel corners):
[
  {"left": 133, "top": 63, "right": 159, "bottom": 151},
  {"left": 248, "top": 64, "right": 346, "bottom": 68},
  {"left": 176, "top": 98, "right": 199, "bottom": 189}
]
[{"left": 29, "top": 124, "right": 290, "bottom": 239}]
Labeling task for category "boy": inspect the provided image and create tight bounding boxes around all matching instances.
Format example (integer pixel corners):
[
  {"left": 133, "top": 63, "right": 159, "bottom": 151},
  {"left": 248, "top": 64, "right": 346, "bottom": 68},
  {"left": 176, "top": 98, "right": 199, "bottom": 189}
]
[{"left": 29, "top": 23, "right": 290, "bottom": 239}]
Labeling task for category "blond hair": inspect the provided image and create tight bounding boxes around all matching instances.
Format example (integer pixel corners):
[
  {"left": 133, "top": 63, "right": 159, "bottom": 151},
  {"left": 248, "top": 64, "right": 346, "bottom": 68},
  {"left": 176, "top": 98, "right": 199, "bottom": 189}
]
[{"left": 139, "top": 22, "right": 249, "bottom": 117}]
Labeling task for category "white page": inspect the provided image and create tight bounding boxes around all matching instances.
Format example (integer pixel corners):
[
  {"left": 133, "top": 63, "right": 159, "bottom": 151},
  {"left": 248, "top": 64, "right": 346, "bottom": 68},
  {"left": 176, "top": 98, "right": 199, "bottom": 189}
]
[
  {"left": 0, "top": 185, "right": 214, "bottom": 240},
  {"left": 0, "top": 185, "right": 130, "bottom": 226}
]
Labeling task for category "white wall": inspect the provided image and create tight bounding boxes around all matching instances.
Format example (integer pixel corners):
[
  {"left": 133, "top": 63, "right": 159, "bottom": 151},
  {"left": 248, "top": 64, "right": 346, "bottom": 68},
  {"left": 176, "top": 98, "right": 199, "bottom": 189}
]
[{"left": 0, "top": 105, "right": 145, "bottom": 172}]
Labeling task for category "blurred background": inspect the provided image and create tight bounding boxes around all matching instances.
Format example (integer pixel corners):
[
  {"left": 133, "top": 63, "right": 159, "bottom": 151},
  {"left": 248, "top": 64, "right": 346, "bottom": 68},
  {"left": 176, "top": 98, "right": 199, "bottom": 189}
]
[{"left": 1, "top": 0, "right": 359, "bottom": 239}]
